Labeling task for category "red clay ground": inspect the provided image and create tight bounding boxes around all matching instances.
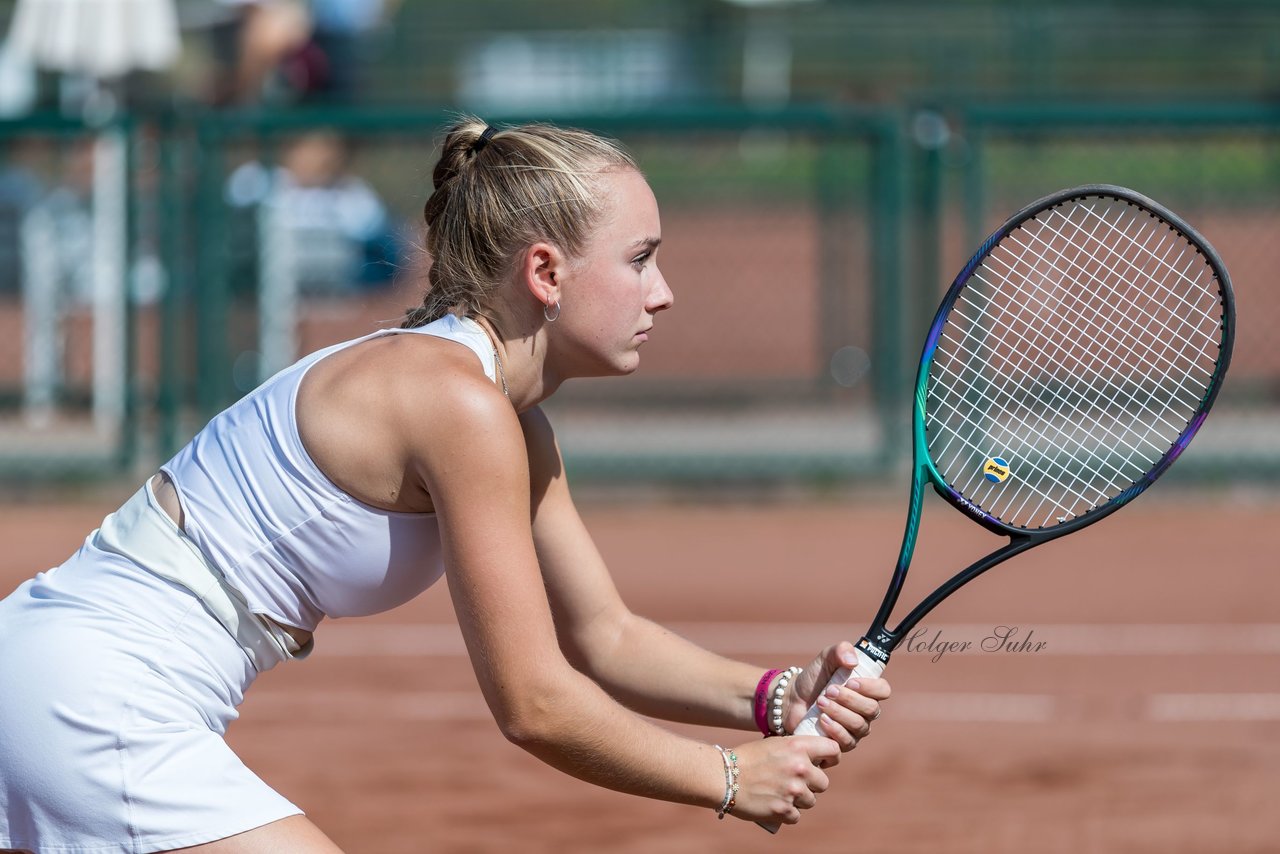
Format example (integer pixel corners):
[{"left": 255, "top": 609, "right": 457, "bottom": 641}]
[{"left": 3, "top": 490, "right": 1278, "bottom": 853}]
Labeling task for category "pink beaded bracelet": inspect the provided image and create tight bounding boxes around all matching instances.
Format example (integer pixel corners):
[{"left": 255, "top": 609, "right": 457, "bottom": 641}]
[
  {"left": 753, "top": 669, "right": 783, "bottom": 736},
  {"left": 770, "top": 666, "right": 803, "bottom": 736}
]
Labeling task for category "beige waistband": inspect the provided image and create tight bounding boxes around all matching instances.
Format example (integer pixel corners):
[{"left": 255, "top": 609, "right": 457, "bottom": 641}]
[{"left": 92, "top": 482, "right": 312, "bottom": 672}]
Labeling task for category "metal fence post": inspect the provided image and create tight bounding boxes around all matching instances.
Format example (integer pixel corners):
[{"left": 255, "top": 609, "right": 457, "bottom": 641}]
[
  {"left": 194, "top": 120, "right": 230, "bottom": 421},
  {"left": 869, "top": 115, "right": 907, "bottom": 463}
]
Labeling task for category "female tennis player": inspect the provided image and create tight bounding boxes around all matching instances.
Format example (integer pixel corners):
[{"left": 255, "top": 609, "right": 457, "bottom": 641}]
[{"left": 0, "top": 119, "right": 890, "bottom": 853}]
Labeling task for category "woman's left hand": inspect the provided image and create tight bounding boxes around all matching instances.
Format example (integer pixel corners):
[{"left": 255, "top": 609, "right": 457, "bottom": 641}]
[{"left": 785, "top": 642, "right": 891, "bottom": 752}]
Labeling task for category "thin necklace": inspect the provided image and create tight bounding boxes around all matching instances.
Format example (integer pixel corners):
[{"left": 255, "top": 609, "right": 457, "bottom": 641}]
[
  {"left": 492, "top": 344, "right": 510, "bottom": 398},
  {"left": 473, "top": 318, "right": 510, "bottom": 399}
]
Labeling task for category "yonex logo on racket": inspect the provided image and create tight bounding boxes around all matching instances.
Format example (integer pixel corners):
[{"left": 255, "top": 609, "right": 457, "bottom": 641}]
[{"left": 982, "top": 457, "right": 1011, "bottom": 483}]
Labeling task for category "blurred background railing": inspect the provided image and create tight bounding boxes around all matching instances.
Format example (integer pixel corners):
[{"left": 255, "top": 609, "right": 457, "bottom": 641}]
[{"left": 0, "top": 0, "right": 1275, "bottom": 487}]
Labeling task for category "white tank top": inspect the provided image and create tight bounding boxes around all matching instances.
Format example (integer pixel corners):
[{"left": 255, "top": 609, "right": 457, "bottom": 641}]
[{"left": 160, "top": 314, "right": 499, "bottom": 632}]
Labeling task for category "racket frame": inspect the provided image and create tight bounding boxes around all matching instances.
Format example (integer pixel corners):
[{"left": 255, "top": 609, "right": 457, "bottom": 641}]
[{"left": 857, "top": 184, "right": 1235, "bottom": 665}]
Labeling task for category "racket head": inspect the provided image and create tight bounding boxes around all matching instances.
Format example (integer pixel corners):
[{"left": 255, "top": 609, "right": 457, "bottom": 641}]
[{"left": 914, "top": 184, "right": 1234, "bottom": 537}]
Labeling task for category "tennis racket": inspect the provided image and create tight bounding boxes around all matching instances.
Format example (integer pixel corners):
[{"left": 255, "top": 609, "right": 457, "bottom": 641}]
[{"left": 764, "top": 184, "right": 1234, "bottom": 831}]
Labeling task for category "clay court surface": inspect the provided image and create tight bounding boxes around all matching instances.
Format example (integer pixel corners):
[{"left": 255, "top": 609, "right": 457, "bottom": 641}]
[{"left": 2, "top": 489, "right": 1278, "bottom": 852}]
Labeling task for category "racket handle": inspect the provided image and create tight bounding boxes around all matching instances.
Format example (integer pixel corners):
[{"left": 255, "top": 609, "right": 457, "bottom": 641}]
[
  {"left": 756, "top": 647, "right": 887, "bottom": 834},
  {"left": 792, "top": 646, "right": 887, "bottom": 737}
]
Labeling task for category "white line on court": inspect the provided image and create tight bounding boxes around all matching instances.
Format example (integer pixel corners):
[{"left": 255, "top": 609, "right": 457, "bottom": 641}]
[
  {"left": 312, "top": 622, "right": 1280, "bottom": 658},
  {"left": 269, "top": 622, "right": 1279, "bottom": 725},
  {"left": 242, "top": 690, "right": 1059, "bottom": 724},
  {"left": 242, "top": 690, "right": 1280, "bottom": 724},
  {"left": 1146, "top": 693, "right": 1280, "bottom": 722}
]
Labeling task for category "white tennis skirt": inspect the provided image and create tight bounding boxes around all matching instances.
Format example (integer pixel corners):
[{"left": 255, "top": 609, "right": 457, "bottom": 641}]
[{"left": 0, "top": 484, "right": 304, "bottom": 853}]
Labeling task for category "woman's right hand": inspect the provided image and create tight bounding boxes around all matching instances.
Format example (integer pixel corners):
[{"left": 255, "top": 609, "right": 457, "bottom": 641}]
[{"left": 724, "top": 735, "right": 840, "bottom": 825}]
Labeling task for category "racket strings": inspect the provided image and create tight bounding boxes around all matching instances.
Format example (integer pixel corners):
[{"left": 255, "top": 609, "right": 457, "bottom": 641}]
[
  {"left": 962, "top": 206, "right": 1218, "bottom": 524},
  {"left": 932, "top": 318, "right": 1168, "bottom": 524},
  {"left": 933, "top": 296, "right": 1171, "bottom": 516},
  {"left": 929, "top": 348, "right": 1146, "bottom": 512},
  {"left": 1076, "top": 205, "right": 1224, "bottom": 328},
  {"left": 938, "top": 201, "right": 1219, "bottom": 524},
  {"left": 934, "top": 261, "right": 1166, "bottom": 469},
  {"left": 941, "top": 276, "right": 1182, "bottom": 458},
  {"left": 931, "top": 330, "right": 1155, "bottom": 493},
  {"left": 1013, "top": 205, "right": 1216, "bottom": 392},
  {"left": 926, "top": 196, "right": 1225, "bottom": 529},
  {"left": 939, "top": 300, "right": 1174, "bottom": 460},
  {"left": 1034, "top": 207, "right": 1221, "bottom": 378},
  {"left": 1009, "top": 207, "right": 1219, "bottom": 465},
  {"left": 935, "top": 227, "right": 1191, "bottom": 491},
  {"left": 979, "top": 214, "right": 1212, "bottom": 438},
  {"left": 1024, "top": 205, "right": 1221, "bottom": 417},
  {"left": 927, "top": 366, "right": 1112, "bottom": 510}
]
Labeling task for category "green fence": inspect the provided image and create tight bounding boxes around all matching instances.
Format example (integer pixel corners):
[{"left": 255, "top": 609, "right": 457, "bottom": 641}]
[
  {"left": 0, "top": 102, "right": 1275, "bottom": 485},
  {"left": 0, "top": 114, "right": 139, "bottom": 480}
]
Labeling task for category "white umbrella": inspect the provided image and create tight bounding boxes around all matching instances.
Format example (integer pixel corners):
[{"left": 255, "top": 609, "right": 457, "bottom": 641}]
[{"left": 8, "top": 0, "right": 180, "bottom": 79}]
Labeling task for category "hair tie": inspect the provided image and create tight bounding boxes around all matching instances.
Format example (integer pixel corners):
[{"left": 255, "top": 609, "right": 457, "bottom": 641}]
[{"left": 472, "top": 125, "right": 498, "bottom": 154}]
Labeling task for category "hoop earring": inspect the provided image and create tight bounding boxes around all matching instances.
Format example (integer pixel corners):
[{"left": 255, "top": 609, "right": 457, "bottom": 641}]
[{"left": 543, "top": 300, "right": 561, "bottom": 323}]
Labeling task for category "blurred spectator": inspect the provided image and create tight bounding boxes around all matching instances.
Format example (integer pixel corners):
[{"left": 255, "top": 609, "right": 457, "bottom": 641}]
[
  {"left": 306, "top": 0, "right": 399, "bottom": 100},
  {"left": 226, "top": 130, "right": 399, "bottom": 293},
  {"left": 14, "top": 138, "right": 96, "bottom": 422},
  {"left": 0, "top": 140, "right": 48, "bottom": 294},
  {"left": 193, "top": 0, "right": 398, "bottom": 105},
  {"left": 204, "top": 0, "right": 312, "bottom": 105},
  {"left": 17, "top": 139, "right": 96, "bottom": 303}
]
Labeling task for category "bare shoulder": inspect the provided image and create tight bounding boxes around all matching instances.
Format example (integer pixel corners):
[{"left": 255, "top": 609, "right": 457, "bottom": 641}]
[
  {"left": 386, "top": 339, "right": 528, "bottom": 507},
  {"left": 297, "top": 331, "right": 522, "bottom": 512}
]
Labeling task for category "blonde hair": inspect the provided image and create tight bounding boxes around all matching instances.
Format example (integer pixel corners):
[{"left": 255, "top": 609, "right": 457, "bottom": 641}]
[{"left": 403, "top": 117, "right": 638, "bottom": 329}]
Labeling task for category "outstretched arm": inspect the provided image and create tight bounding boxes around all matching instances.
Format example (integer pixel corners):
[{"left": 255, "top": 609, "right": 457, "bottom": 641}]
[
  {"left": 519, "top": 407, "right": 889, "bottom": 744},
  {"left": 408, "top": 376, "right": 836, "bottom": 825}
]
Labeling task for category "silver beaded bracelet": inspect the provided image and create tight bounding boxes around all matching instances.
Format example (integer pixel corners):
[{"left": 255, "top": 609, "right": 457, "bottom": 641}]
[
  {"left": 770, "top": 666, "right": 803, "bottom": 736},
  {"left": 713, "top": 745, "right": 739, "bottom": 819}
]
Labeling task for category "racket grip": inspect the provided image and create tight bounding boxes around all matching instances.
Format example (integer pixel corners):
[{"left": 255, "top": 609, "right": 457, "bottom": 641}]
[
  {"left": 792, "top": 646, "right": 887, "bottom": 737},
  {"left": 756, "top": 647, "right": 887, "bottom": 834}
]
